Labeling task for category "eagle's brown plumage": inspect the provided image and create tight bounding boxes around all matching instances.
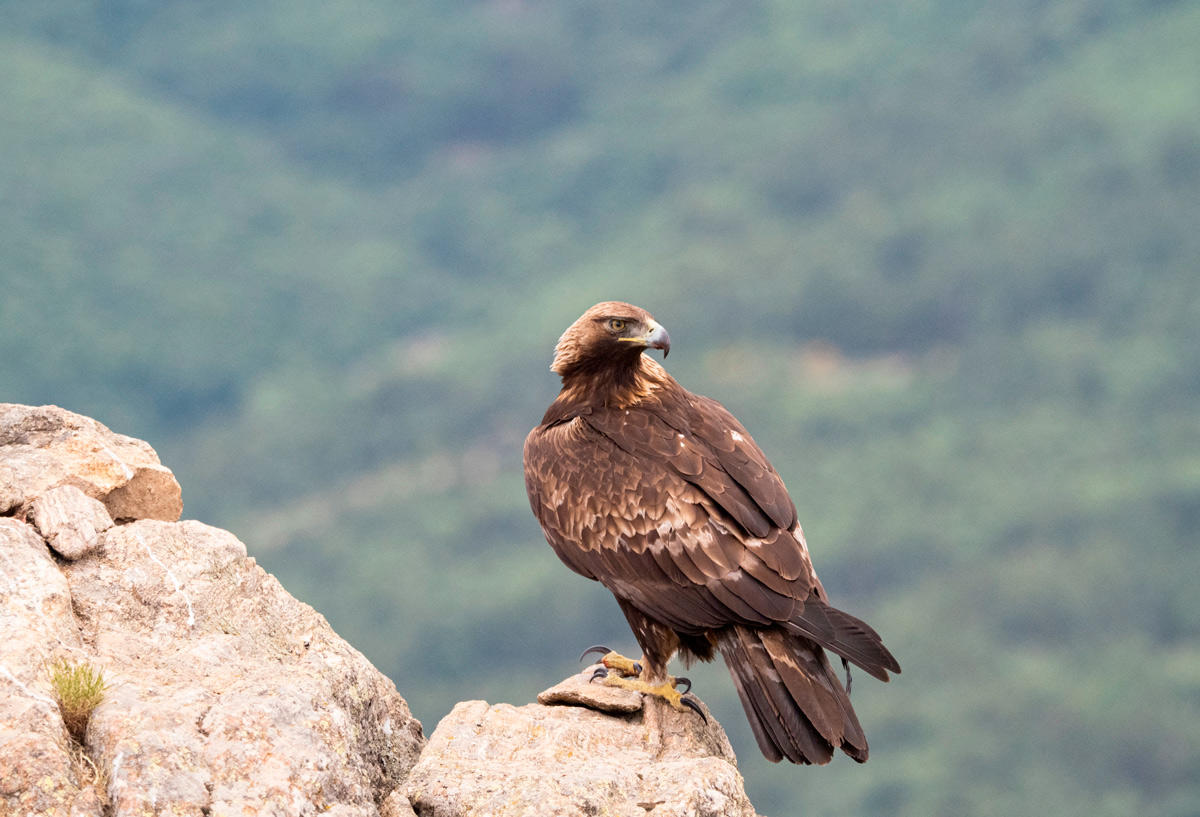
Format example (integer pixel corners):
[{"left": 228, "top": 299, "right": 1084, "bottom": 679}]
[{"left": 523, "top": 302, "right": 900, "bottom": 764}]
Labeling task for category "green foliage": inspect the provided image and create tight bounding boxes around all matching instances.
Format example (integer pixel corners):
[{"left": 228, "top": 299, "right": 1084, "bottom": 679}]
[
  {"left": 3, "top": 1, "right": 1199, "bottom": 814},
  {"left": 48, "top": 657, "right": 109, "bottom": 742}
]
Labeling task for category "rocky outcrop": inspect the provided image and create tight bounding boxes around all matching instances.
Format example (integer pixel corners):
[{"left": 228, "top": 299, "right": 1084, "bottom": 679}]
[
  {"left": 0, "top": 403, "right": 183, "bottom": 523},
  {"left": 0, "top": 404, "right": 424, "bottom": 817},
  {"left": 404, "top": 670, "right": 759, "bottom": 817},
  {"left": 1, "top": 404, "right": 761, "bottom": 817}
]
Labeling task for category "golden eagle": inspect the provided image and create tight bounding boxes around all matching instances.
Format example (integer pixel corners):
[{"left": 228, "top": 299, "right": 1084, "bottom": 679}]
[{"left": 523, "top": 302, "right": 899, "bottom": 764}]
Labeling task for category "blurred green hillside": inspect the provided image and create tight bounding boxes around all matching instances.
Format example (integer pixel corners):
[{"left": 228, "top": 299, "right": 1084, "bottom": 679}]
[{"left": 3, "top": 1, "right": 1199, "bottom": 814}]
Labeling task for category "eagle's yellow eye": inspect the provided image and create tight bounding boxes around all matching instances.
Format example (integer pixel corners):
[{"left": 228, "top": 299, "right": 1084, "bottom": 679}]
[{"left": 608, "top": 319, "right": 627, "bottom": 332}]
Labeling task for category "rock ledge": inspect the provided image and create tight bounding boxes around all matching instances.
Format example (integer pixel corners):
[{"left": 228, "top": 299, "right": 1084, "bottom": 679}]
[{"left": 405, "top": 669, "right": 759, "bottom": 817}]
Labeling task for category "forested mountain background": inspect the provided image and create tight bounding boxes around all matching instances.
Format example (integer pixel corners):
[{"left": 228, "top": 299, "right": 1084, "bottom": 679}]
[{"left": 3, "top": 1, "right": 1199, "bottom": 814}]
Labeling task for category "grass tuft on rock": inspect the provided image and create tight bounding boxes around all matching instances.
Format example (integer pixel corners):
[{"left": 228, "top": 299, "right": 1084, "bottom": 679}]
[{"left": 48, "top": 657, "right": 108, "bottom": 741}]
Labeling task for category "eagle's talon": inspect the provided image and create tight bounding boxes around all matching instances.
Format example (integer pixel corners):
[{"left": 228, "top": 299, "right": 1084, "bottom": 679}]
[
  {"left": 632, "top": 662, "right": 643, "bottom": 675},
  {"left": 680, "top": 694, "right": 707, "bottom": 722},
  {"left": 675, "top": 676, "right": 692, "bottom": 694},
  {"left": 580, "top": 645, "right": 612, "bottom": 663},
  {"left": 589, "top": 666, "right": 609, "bottom": 683}
]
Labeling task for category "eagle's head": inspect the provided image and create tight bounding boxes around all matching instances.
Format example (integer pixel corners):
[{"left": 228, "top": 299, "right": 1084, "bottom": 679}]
[{"left": 551, "top": 301, "right": 671, "bottom": 377}]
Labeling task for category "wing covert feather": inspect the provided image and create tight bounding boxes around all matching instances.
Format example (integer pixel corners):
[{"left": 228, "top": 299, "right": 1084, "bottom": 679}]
[{"left": 687, "top": 394, "right": 797, "bottom": 531}]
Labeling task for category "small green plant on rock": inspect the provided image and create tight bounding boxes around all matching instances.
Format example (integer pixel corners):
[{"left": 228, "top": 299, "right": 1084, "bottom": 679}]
[{"left": 48, "top": 657, "right": 108, "bottom": 742}]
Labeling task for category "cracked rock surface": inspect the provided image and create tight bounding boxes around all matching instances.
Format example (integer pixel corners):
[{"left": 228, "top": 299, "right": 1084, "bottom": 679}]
[{"left": 0, "top": 404, "right": 424, "bottom": 817}]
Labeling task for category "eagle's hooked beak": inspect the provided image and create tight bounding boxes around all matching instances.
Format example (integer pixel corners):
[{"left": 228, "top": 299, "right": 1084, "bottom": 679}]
[
  {"left": 616, "top": 318, "right": 671, "bottom": 357},
  {"left": 642, "top": 320, "right": 671, "bottom": 358}
]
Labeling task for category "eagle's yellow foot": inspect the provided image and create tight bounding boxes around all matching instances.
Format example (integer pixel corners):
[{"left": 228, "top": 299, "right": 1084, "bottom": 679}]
[
  {"left": 579, "top": 645, "right": 642, "bottom": 677},
  {"left": 580, "top": 645, "right": 705, "bottom": 721},
  {"left": 599, "top": 674, "right": 707, "bottom": 721}
]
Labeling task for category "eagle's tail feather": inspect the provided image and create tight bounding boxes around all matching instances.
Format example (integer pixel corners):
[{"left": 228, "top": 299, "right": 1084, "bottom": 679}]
[
  {"left": 786, "top": 597, "right": 901, "bottom": 683},
  {"left": 717, "top": 625, "right": 867, "bottom": 765}
]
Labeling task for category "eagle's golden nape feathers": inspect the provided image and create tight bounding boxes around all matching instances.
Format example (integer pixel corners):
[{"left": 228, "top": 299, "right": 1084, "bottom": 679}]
[{"left": 524, "top": 301, "right": 900, "bottom": 766}]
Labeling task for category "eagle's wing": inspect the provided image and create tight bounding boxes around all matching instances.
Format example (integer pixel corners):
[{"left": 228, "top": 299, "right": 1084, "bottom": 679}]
[
  {"left": 524, "top": 397, "right": 813, "bottom": 626},
  {"left": 526, "top": 414, "right": 742, "bottom": 631},
  {"left": 678, "top": 393, "right": 798, "bottom": 534},
  {"left": 524, "top": 397, "right": 898, "bottom": 680}
]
